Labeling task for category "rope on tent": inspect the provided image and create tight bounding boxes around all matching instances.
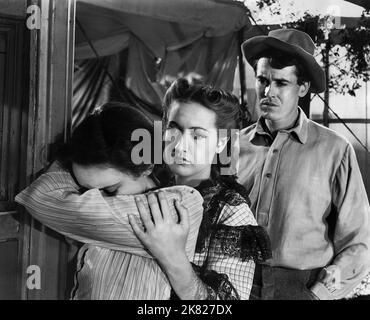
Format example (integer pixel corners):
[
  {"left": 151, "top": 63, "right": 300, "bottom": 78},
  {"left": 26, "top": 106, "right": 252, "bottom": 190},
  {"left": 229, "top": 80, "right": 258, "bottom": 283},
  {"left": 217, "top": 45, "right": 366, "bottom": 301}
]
[
  {"left": 76, "top": 18, "right": 127, "bottom": 102},
  {"left": 313, "top": 93, "right": 370, "bottom": 154},
  {"left": 238, "top": 28, "right": 246, "bottom": 107},
  {"left": 75, "top": 19, "right": 161, "bottom": 120}
]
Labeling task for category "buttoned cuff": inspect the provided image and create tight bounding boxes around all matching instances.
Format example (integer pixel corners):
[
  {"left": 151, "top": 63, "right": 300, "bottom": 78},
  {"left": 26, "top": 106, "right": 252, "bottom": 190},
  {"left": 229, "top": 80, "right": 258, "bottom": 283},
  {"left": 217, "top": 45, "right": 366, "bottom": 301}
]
[{"left": 310, "top": 282, "right": 333, "bottom": 300}]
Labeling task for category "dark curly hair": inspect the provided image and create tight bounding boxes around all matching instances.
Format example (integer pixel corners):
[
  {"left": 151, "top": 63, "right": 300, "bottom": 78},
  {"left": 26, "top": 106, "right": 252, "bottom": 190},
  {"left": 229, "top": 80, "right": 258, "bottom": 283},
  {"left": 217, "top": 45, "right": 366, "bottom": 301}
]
[
  {"left": 57, "top": 102, "right": 154, "bottom": 178},
  {"left": 162, "top": 77, "right": 242, "bottom": 178},
  {"left": 163, "top": 77, "right": 243, "bottom": 134}
]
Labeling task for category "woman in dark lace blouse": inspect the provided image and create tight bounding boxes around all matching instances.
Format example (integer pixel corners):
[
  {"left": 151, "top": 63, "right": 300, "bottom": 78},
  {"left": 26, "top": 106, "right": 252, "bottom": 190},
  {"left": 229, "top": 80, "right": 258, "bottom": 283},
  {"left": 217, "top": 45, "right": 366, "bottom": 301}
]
[{"left": 129, "top": 78, "right": 271, "bottom": 299}]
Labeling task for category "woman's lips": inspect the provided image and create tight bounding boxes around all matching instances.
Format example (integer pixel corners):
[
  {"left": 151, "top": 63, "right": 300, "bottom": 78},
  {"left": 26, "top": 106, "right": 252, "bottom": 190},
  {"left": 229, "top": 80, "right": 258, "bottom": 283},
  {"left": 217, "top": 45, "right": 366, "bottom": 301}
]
[{"left": 174, "top": 157, "right": 191, "bottom": 164}]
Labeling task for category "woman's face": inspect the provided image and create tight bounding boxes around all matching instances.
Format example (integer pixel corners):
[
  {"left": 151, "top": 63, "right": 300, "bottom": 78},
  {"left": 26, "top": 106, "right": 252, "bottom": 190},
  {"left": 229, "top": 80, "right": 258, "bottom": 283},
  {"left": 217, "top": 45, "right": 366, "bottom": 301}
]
[
  {"left": 72, "top": 163, "right": 148, "bottom": 195},
  {"left": 163, "top": 101, "right": 227, "bottom": 182}
]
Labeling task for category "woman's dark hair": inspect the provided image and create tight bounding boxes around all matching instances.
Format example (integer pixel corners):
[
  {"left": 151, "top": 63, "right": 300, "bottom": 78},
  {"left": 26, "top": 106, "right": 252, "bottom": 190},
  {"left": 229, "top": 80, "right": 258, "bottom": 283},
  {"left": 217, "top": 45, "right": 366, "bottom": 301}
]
[
  {"left": 163, "top": 77, "right": 243, "bottom": 133},
  {"left": 252, "top": 49, "right": 310, "bottom": 85},
  {"left": 162, "top": 77, "right": 242, "bottom": 176},
  {"left": 57, "top": 102, "right": 154, "bottom": 178}
]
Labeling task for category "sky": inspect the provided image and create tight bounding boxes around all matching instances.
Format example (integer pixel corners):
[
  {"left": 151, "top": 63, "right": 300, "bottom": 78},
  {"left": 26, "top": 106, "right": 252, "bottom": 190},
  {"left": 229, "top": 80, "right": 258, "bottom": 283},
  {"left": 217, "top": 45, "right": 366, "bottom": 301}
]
[{"left": 242, "top": 0, "right": 365, "bottom": 24}]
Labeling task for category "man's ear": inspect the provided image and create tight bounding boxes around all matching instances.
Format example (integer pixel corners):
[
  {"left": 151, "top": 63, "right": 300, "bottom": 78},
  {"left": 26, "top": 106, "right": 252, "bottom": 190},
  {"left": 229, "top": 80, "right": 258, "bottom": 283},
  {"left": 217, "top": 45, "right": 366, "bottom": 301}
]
[
  {"left": 216, "top": 136, "right": 229, "bottom": 154},
  {"left": 298, "top": 81, "right": 311, "bottom": 97}
]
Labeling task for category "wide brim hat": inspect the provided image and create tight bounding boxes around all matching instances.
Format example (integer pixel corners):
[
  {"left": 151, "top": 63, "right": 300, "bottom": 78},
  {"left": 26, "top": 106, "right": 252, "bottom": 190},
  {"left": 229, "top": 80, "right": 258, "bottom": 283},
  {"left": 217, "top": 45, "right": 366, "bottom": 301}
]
[{"left": 241, "top": 28, "right": 325, "bottom": 93}]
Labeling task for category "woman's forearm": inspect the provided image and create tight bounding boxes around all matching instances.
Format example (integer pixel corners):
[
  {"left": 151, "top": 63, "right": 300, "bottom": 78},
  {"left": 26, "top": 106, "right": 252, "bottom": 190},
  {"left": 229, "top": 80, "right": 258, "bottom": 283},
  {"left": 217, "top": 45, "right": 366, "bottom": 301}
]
[{"left": 163, "top": 254, "right": 210, "bottom": 300}]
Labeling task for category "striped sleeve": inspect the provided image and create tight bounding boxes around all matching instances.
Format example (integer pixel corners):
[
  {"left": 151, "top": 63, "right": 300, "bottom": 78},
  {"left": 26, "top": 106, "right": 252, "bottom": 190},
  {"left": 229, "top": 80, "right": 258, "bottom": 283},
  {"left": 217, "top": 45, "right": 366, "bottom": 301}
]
[{"left": 15, "top": 170, "right": 203, "bottom": 259}]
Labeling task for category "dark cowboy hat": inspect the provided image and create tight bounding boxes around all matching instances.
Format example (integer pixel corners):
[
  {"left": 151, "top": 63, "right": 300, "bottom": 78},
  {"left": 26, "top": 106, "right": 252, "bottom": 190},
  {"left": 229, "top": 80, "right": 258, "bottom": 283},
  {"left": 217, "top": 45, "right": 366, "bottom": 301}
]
[{"left": 241, "top": 29, "right": 325, "bottom": 93}]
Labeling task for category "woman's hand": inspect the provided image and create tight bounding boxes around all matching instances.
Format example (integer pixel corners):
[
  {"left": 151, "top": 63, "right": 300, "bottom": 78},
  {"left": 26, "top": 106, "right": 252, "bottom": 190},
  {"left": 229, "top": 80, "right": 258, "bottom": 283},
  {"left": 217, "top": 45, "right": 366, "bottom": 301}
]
[
  {"left": 128, "top": 191, "right": 190, "bottom": 267},
  {"left": 129, "top": 191, "right": 211, "bottom": 299}
]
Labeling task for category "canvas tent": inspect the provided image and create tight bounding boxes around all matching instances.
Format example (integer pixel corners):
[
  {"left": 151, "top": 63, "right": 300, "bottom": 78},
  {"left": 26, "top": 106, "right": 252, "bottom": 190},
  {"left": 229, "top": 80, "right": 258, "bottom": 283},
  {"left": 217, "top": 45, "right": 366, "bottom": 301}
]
[{"left": 73, "top": 0, "right": 251, "bottom": 126}]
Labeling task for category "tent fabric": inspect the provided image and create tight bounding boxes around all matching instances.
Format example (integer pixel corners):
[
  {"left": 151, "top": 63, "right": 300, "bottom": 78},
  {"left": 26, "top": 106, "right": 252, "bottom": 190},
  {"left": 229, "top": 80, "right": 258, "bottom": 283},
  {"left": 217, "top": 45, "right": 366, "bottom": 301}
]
[
  {"left": 73, "top": 50, "right": 161, "bottom": 129},
  {"left": 73, "top": 0, "right": 250, "bottom": 123},
  {"left": 77, "top": 0, "right": 250, "bottom": 36},
  {"left": 344, "top": 0, "right": 370, "bottom": 10},
  {"left": 75, "top": 0, "right": 250, "bottom": 59},
  {"left": 125, "top": 33, "right": 239, "bottom": 112},
  {"left": 73, "top": 57, "right": 117, "bottom": 128},
  {"left": 76, "top": 33, "right": 130, "bottom": 61}
]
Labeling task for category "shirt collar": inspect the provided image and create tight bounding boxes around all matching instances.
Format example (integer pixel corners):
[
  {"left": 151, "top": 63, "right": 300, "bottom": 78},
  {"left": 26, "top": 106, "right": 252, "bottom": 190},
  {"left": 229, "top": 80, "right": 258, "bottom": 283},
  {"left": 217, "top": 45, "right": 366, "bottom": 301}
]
[{"left": 249, "top": 107, "right": 308, "bottom": 144}]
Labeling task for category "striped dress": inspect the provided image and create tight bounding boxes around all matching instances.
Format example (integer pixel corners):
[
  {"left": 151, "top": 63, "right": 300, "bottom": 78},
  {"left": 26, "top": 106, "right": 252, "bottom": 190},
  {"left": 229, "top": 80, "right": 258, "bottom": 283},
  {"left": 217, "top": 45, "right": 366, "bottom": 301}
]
[{"left": 15, "top": 169, "right": 203, "bottom": 300}]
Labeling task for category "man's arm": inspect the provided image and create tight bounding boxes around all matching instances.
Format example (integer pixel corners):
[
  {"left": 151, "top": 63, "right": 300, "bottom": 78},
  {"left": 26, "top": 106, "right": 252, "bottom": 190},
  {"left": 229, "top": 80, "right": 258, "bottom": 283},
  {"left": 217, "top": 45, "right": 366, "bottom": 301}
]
[
  {"left": 15, "top": 169, "right": 203, "bottom": 258},
  {"left": 311, "top": 143, "right": 370, "bottom": 299}
]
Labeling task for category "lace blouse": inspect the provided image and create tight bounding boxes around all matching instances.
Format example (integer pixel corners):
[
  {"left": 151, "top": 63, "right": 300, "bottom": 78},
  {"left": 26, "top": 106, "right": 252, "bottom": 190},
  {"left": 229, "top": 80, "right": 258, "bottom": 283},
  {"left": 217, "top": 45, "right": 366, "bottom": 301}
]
[{"left": 171, "top": 174, "right": 271, "bottom": 300}]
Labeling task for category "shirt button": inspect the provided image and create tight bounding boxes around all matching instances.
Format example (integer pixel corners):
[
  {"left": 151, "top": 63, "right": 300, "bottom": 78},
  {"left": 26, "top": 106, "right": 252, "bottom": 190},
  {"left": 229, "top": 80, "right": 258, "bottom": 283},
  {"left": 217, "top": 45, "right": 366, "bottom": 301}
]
[{"left": 266, "top": 173, "right": 272, "bottom": 178}]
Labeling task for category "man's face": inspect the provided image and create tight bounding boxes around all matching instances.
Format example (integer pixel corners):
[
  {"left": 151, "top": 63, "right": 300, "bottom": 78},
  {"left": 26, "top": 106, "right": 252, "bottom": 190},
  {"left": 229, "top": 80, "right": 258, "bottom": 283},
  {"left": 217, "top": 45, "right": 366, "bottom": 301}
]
[{"left": 255, "top": 58, "right": 309, "bottom": 126}]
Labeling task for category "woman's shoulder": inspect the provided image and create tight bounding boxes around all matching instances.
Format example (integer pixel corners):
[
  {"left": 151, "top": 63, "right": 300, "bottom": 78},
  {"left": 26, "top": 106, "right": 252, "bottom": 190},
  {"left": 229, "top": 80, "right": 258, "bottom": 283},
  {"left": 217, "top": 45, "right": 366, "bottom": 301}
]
[
  {"left": 197, "top": 174, "right": 256, "bottom": 226},
  {"left": 198, "top": 173, "right": 250, "bottom": 204},
  {"left": 218, "top": 198, "right": 256, "bottom": 227},
  {"left": 211, "top": 175, "right": 252, "bottom": 211},
  {"left": 195, "top": 174, "right": 272, "bottom": 263}
]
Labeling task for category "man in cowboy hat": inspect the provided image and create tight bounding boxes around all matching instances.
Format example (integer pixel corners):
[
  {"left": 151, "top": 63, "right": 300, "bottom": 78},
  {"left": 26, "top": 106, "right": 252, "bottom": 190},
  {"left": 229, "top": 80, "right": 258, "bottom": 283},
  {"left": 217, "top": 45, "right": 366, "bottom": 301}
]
[{"left": 238, "top": 28, "right": 370, "bottom": 300}]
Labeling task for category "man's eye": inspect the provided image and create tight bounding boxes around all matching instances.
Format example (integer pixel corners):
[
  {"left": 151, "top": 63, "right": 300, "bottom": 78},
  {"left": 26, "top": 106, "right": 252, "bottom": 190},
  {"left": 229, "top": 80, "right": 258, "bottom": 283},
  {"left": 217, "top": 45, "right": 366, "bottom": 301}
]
[{"left": 276, "top": 81, "right": 286, "bottom": 87}]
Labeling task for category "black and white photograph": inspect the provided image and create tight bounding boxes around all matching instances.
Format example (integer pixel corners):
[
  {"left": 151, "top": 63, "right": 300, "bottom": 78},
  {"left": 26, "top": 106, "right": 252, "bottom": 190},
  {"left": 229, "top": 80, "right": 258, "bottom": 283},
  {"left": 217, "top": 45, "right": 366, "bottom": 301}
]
[{"left": 0, "top": 0, "right": 369, "bottom": 305}]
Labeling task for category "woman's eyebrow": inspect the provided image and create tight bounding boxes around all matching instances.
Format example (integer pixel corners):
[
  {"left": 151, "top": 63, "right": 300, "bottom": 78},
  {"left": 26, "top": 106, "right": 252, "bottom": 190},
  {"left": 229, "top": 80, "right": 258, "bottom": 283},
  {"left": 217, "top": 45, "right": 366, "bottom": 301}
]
[
  {"left": 189, "top": 126, "right": 209, "bottom": 132},
  {"left": 168, "top": 120, "right": 208, "bottom": 132},
  {"left": 167, "top": 120, "right": 182, "bottom": 130}
]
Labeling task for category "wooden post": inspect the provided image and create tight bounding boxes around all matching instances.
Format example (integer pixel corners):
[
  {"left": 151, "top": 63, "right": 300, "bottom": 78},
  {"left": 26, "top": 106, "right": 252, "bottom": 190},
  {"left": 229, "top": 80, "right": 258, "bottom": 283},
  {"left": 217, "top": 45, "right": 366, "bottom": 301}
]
[
  {"left": 323, "top": 39, "right": 330, "bottom": 127},
  {"left": 238, "top": 28, "right": 247, "bottom": 109},
  {"left": 23, "top": 0, "right": 75, "bottom": 300},
  {"left": 299, "top": 92, "right": 311, "bottom": 118},
  {"left": 238, "top": 27, "right": 251, "bottom": 126}
]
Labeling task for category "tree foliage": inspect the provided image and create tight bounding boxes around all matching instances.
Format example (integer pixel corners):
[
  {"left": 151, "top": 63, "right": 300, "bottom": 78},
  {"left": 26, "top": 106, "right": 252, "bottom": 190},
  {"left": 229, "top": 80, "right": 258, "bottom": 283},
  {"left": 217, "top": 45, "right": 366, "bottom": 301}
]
[
  {"left": 241, "top": 0, "right": 370, "bottom": 96},
  {"left": 285, "top": 12, "right": 370, "bottom": 96}
]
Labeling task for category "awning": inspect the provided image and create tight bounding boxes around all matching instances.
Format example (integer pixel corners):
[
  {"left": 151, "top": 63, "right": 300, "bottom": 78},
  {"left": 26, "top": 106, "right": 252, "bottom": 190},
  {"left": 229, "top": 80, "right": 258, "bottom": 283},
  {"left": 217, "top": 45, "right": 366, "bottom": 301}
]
[
  {"left": 75, "top": 0, "right": 251, "bottom": 59},
  {"left": 344, "top": 0, "right": 370, "bottom": 10},
  {"left": 73, "top": 0, "right": 252, "bottom": 126}
]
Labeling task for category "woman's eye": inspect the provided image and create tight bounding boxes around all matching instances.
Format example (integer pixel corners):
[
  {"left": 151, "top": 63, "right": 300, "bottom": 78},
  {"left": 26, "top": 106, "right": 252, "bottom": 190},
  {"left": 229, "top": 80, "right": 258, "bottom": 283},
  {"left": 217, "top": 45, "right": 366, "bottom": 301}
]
[
  {"left": 102, "top": 189, "right": 118, "bottom": 196},
  {"left": 193, "top": 134, "right": 206, "bottom": 141}
]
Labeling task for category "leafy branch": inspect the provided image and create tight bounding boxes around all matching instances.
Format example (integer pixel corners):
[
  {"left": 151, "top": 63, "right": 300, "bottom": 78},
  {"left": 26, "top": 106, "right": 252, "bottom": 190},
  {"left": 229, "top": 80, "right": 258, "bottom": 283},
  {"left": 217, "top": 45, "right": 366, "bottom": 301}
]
[
  {"left": 241, "top": 0, "right": 370, "bottom": 96},
  {"left": 285, "top": 12, "right": 370, "bottom": 96}
]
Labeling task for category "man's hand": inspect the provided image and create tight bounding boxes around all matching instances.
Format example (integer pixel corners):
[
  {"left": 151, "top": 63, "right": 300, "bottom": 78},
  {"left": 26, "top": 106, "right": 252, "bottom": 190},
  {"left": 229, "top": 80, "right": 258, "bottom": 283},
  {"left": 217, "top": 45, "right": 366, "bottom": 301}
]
[{"left": 318, "top": 265, "right": 341, "bottom": 291}]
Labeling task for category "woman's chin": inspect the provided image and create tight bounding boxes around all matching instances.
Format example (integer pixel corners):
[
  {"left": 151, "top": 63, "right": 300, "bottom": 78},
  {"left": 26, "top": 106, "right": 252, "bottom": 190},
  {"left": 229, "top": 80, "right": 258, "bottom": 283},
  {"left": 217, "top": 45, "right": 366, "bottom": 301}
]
[{"left": 168, "top": 163, "right": 194, "bottom": 177}]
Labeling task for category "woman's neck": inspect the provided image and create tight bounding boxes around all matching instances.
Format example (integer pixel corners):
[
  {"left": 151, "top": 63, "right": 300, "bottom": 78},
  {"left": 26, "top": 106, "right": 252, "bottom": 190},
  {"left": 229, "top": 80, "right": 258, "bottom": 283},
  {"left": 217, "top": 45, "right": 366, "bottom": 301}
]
[{"left": 175, "top": 167, "right": 211, "bottom": 188}]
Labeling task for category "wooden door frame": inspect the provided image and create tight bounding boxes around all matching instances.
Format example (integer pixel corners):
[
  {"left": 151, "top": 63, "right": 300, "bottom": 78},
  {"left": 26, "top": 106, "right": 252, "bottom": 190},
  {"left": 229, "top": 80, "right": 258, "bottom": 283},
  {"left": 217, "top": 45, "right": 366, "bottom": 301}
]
[
  {"left": 0, "top": 12, "right": 29, "bottom": 300},
  {"left": 23, "top": 0, "right": 75, "bottom": 300}
]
